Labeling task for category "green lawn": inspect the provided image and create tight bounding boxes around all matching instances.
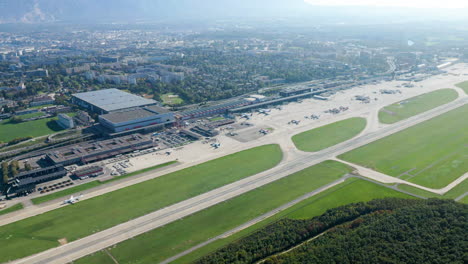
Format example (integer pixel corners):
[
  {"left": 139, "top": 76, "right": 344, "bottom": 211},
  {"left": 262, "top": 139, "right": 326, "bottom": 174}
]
[
  {"left": 17, "top": 112, "right": 45, "bottom": 119},
  {"left": 340, "top": 104, "right": 468, "bottom": 189},
  {"left": 31, "top": 161, "right": 177, "bottom": 205},
  {"left": 292, "top": 117, "right": 367, "bottom": 152},
  {"left": 76, "top": 160, "right": 352, "bottom": 264},
  {"left": 171, "top": 178, "right": 414, "bottom": 264},
  {"left": 455, "top": 81, "right": 468, "bottom": 94},
  {"left": 0, "top": 144, "right": 282, "bottom": 263},
  {"left": 378, "top": 89, "right": 458, "bottom": 124},
  {"left": 161, "top": 93, "right": 184, "bottom": 105},
  {"left": 0, "top": 203, "right": 23, "bottom": 216},
  {"left": 0, "top": 117, "right": 62, "bottom": 142}
]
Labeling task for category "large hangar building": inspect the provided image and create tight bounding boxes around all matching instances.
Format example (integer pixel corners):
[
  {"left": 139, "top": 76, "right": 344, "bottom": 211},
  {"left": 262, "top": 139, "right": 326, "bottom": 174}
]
[
  {"left": 99, "top": 105, "right": 175, "bottom": 133},
  {"left": 71, "top": 88, "right": 157, "bottom": 114}
]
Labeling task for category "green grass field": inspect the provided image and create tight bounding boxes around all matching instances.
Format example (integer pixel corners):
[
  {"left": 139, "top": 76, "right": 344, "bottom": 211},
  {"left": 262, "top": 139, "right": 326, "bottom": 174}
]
[
  {"left": 292, "top": 117, "right": 367, "bottom": 152},
  {"left": 0, "top": 203, "right": 23, "bottom": 216},
  {"left": 455, "top": 81, "right": 468, "bottom": 94},
  {"left": 0, "top": 144, "right": 282, "bottom": 263},
  {"left": 378, "top": 89, "right": 458, "bottom": 124},
  {"left": 161, "top": 93, "right": 184, "bottom": 105},
  {"left": 32, "top": 161, "right": 177, "bottom": 205},
  {"left": 76, "top": 160, "right": 353, "bottom": 264},
  {"left": 340, "top": 104, "right": 468, "bottom": 189},
  {"left": 17, "top": 112, "right": 46, "bottom": 119},
  {"left": 0, "top": 116, "right": 67, "bottom": 142},
  {"left": 170, "top": 178, "right": 414, "bottom": 264}
]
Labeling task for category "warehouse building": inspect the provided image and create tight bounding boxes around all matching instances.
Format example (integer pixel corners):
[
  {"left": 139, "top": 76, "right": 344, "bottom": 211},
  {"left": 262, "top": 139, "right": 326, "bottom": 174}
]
[
  {"left": 99, "top": 105, "right": 175, "bottom": 133},
  {"left": 45, "top": 134, "right": 153, "bottom": 166},
  {"left": 71, "top": 88, "right": 157, "bottom": 114}
]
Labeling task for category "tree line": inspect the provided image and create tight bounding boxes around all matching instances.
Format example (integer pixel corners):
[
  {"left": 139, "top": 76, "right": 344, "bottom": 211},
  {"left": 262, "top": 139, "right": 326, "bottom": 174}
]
[{"left": 195, "top": 198, "right": 467, "bottom": 264}]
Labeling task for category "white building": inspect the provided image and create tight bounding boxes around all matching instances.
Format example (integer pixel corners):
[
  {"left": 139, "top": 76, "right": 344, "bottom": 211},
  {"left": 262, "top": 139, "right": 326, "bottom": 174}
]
[{"left": 58, "top": 114, "right": 75, "bottom": 129}]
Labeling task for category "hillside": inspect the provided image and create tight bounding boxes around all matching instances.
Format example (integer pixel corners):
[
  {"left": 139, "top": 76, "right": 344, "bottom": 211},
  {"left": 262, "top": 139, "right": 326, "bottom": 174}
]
[{"left": 195, "top": 198, "right": 467, "bottom": 264}]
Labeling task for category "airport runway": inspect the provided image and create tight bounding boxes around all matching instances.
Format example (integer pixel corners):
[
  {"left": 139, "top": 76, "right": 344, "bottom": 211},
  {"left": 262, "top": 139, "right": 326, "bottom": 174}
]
[{"left": 11, "top": 96, "right": 468, "bottom": 264}]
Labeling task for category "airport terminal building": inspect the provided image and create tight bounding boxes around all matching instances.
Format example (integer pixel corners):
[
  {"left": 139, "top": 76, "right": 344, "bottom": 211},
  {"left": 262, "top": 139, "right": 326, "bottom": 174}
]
[{"left": 45, "top": 134, "right": 153, "bottom": 166}]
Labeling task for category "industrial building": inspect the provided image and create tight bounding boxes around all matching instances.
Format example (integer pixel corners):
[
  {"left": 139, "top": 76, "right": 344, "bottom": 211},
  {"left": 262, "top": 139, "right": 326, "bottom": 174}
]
[
  {"left": 99, "top": 105, "right": 175, "bottom": 133},
  {"left": 6, "top": 165, "right": 67, "bottom": 196},
  {"left": 45, "top": 134, "right": 153, "bottom": 166},
  {"left": 71, "top": 88, "right": 157, "bottom": 114}
]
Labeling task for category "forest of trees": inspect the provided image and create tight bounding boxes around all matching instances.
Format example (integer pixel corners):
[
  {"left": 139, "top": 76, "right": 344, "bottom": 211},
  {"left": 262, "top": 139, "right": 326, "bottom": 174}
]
[{"left": 195, "top": 198, "right": 467, "bottom": 264}]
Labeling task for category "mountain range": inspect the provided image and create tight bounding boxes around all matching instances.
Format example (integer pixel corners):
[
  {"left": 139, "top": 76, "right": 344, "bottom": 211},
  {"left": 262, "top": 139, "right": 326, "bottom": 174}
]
[{"left": 0, "top": 0, "right": 467, "bottom": 24}]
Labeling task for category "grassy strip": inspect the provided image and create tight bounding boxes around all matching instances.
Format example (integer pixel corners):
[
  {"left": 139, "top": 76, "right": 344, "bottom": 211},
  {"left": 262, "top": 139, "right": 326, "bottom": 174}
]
[
  {"left": 378, "top": 88, "right": 458, "bottom": 124},
  {"left": 172, "top": 178, "right": 413, "bottom": 264},
  {"left": 340, "top": 104, "right": 468, "bottom": 189},
  {"left": 397, "top": 178, "right": 468, "bottom": 202},
  {"left": 32, "top": 161, "right": 178, "bottom": 205},
  {"left": 0, "top": 144, "right": 282, "bottom": 263},
  {"left": 76, "top": 160, "right": 352, "bottom": 264},
  {"left": 292, "top": 117, "right": 367, "bottom": 152},
  {"left": 455, "top": 81, "right": 468, "bottom": 94},
  {"left": 0, "top": 203, "right": 24, "bottom": 216}
]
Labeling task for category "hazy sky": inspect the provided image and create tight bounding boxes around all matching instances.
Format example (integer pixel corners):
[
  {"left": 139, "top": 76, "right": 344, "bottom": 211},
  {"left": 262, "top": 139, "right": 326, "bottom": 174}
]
[{"left": 305, "top": 0, "right": 468, "bottom": 8}]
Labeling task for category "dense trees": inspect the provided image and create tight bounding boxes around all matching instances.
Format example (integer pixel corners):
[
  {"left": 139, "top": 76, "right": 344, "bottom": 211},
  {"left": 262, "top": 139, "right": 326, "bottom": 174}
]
[
  {"left": 196, "top": 199, "right": 467, "bottom": 264},
  {"left": 1, "top": 162, "right": 8, "bottom": 184}
]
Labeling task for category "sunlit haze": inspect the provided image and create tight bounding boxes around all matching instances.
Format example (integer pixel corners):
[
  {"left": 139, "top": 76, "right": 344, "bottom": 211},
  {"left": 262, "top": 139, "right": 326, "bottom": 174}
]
[{"left": 305, "top": 0, "right": 468, "bottom": 9}]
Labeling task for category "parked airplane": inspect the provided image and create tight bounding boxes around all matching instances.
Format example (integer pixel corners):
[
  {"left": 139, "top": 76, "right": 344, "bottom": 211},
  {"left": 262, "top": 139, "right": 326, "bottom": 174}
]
[
  {"left": 288, "top": 120, "right": 301, "bottom": 125},
  {"left": 259, "top": 129, "right": 269, "bottom": 135},
  {"left": 211, "top": 142, "right": 221, "bottom": 149},
  {"left": 62, "top": 194, "right": 83, "bottom": 205}
]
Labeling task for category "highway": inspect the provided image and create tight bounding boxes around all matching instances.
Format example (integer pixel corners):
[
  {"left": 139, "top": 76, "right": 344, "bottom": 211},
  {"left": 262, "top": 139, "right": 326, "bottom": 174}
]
[{"left": 10, "top": 96, "right": 467, "bottom": 264}]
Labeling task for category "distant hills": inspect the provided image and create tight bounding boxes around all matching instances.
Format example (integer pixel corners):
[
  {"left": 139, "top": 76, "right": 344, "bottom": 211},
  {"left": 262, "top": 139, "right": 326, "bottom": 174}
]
[
  {"left": 0, "top": 0, "right": 467, "bottom": 25},
  {"left": 0, "top": 0, "right": 309, "bottom": 24}
]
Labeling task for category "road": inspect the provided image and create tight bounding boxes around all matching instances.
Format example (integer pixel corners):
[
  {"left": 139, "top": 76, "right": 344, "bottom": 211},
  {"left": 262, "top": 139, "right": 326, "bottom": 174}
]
[{"left": 10, "top": 96, "right": 467, "bottom": 264}]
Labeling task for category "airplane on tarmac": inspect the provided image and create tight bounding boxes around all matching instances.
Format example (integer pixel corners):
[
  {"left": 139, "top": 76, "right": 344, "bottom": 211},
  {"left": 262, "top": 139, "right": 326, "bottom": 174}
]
[
  {"left": 211, "top": 142, "right": 221, "bottom": 149},
  {"left": 259, "top": 129, "right": 269, "bottom": 135},
  {"left": 62, "top": 194, "right": 84, "bottom": 205},
  {"left": 258, "top": 109, "right": 271, "bottom": 115},
  {"left": 288, "top": 120, "right": 301, "bottom": 125},
  {"left": 311, "top": 114, "right": 320, "bottom": 120},
  {"left": 241, "top": 114, "right": 251, "bottom": 120}
]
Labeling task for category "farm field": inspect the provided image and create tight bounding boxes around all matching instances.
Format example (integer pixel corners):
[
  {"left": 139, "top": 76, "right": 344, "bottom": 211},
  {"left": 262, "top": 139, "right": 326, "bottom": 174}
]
[
  {"left": 455, "top": 81, "right": 468, "bottom": 94},
  {"left": 171, "top": 178, "right": 413, "bottom": 264},
  {"left": 339, "top": 104, "right": 468, "bottom": 189},
  {"left": 76, "top": 160, "right": 353, "bottom": 264},
  {"left": 378, "top": 88, "right": 458, "bottom": 124},
  {"left": 0, "top": 112, "right": 76, "bottom": 142},
  {"left": 292, "top": 117, "right": 367, "bottom": 152},
  {"left": 0, "top": 144, "right": 282, "bottom": 263},
  {"left": 31, "top": 161, "right": 177, "bottom": 205}
]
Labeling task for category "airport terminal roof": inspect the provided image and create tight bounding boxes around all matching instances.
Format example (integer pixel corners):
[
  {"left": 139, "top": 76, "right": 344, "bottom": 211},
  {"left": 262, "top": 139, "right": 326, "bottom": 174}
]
[{"left": 72, "top": 88, "right": 156, "bottom": 112}]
